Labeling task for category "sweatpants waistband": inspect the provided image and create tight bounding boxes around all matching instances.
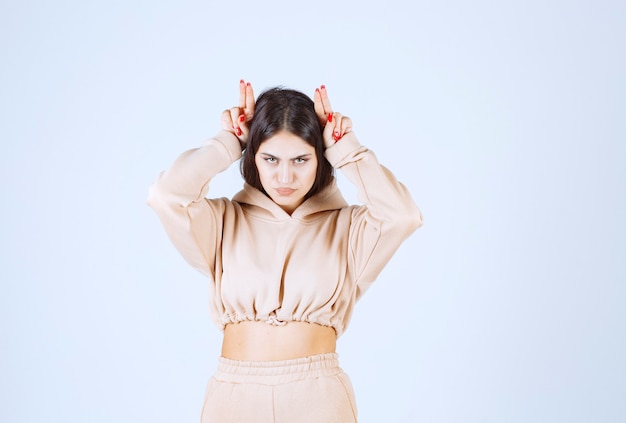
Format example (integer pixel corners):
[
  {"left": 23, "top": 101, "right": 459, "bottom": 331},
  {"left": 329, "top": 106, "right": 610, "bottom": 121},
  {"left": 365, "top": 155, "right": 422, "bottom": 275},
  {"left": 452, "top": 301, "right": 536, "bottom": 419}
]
[{"left": 214, "top": 353, "right": 341, "bottom": 385}]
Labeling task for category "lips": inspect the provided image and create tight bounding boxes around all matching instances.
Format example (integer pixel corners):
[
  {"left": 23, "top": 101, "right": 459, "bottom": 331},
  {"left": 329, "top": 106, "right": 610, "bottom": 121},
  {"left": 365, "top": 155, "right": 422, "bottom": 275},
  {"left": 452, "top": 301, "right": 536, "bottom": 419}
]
[{"left": 275, "top": 188, "right": 296, "bottom": 196}]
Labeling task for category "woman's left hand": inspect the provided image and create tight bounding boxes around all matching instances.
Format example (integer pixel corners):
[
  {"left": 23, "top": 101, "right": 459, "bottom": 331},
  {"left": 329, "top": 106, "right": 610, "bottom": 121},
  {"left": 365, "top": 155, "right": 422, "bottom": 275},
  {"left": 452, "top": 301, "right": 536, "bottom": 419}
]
[
  {"left": 314, "top": 85, "right": 333, "bottom": 126},
  {"left": 323, "top": 112, "right": 353, "bottom": 148},
  {"left": 314, "top": 85, "right": 353, "bottom": 148}
]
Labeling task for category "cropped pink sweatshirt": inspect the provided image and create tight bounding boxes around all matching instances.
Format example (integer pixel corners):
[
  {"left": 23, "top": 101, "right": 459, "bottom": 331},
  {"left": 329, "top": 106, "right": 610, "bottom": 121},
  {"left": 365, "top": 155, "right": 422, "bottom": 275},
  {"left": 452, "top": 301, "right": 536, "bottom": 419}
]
[{"left": 147, "top": 130, "right": 422, "bottom": 337}]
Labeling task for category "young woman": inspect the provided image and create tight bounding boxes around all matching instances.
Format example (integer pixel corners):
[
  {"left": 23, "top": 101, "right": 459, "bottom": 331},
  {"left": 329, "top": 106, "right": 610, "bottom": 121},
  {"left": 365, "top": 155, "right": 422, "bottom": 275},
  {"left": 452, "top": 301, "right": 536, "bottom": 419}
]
[{"left": 147, "top": 80, "right": 423, "bottom": 422}]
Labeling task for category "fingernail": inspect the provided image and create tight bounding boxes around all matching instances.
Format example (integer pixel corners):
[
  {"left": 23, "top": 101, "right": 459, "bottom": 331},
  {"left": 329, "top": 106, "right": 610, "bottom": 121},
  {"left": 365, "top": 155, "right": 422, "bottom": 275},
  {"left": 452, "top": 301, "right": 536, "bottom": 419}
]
[
  {"left": 321, "top": 85, "right": 326, "bottom": 89},
  {"left": 236, "top": 127, "right": 242, "bottom": 136},
  {"left": 328, "top": 113, "right": 333, "bottom": 122},
  {"left": 246, "top": 82, "right": 251, "bottom": 86},
  {"left": 240, "top": 79, "right": 244, "bottom": 84},
  {"left": 239, "top": 114, "right": 245, "bottom": 122},
  {"left": 333, "top": 131, "right": 340, "bottom": 141}
]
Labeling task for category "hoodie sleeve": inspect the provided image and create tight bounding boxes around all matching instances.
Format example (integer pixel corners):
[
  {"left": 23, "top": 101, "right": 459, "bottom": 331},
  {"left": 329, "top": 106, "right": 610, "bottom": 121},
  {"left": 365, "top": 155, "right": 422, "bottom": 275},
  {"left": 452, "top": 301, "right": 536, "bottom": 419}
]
[
  {"left": 146, "top": 130, "right": 243, "bottom": 278},
  {"left": 324, "top": 132, "right": 423, "bottom": 299}
]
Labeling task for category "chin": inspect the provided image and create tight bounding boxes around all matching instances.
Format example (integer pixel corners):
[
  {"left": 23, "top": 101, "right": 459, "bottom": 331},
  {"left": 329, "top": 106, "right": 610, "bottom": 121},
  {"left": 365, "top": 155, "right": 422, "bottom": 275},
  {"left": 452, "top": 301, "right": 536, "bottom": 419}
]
[{"left": 278, "top": 201, "right": 297, "bottom": 210}]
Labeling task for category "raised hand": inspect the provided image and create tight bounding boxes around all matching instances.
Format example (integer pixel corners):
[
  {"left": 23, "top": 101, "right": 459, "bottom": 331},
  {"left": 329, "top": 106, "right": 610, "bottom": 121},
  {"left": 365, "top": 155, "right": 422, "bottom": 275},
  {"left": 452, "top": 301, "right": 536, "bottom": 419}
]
[
  {"left": 314, "top": 84, "right": 333, "bottom": 126},
  {"left": 314, "top": 85, "right": 352, "bottom": 148},
  {"left": 222, "top": 79, "right": 255, "bottom": 146}
]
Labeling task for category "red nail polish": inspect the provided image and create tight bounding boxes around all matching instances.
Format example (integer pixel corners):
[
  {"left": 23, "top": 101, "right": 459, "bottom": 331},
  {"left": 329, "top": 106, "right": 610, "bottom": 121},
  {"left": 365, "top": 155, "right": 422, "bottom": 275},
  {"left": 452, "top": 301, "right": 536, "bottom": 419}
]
[
  {"left": 321, "top": 85, "right": 326, "bottom": 90},
  {"left": 246, "top": 82, "right": 251, "bottom": 86},
  {"left": 236, "top": 127, "right": 242, "bottom": 136},
  {"left": 333, "top": 133, "right": 340, "bottom": 142},
  {"left": 328, "top": 113, "right": 333, "bottom": 122},
  {"left": 239, "top": 114, "right": 245, "bottom": 122},
  {"left": 240, "top": 79, "right": 244, "bottom": 84}
]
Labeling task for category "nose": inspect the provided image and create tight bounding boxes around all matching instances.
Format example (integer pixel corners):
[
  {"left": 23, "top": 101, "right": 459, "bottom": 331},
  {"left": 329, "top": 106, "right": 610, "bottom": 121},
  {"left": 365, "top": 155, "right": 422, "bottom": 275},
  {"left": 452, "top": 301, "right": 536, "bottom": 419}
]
[{"left": 278, "top": 162, "right": 293, "bottom": 184}]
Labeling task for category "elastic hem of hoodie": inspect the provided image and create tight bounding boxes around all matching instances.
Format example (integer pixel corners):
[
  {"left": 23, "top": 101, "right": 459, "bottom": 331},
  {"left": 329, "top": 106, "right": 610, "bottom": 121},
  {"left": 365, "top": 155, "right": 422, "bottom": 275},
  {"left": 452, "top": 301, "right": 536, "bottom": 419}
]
[{"left": 217, "top": 313, "right": 341, "bottom": 336}]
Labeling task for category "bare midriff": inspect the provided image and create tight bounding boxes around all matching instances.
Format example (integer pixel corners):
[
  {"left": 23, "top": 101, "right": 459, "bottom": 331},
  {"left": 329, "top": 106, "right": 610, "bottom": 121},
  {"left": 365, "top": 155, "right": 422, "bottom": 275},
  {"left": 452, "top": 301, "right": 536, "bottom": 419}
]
[{"left": 221, "top": 321, "right": 337, "bottom": 361}]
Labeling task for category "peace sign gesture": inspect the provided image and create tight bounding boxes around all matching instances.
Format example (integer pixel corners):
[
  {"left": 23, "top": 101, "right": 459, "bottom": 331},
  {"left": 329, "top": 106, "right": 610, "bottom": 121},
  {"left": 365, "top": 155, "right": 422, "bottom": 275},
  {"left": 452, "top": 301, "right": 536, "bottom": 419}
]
[
  {"left": 222, "top": 79, "right": 255, "bottom": 146},
  {"left": 314, "top": 85, "right": 353, "bottom": 148},
  {"left": 314, "top": 85, "right": 333, "bottom": 126}
]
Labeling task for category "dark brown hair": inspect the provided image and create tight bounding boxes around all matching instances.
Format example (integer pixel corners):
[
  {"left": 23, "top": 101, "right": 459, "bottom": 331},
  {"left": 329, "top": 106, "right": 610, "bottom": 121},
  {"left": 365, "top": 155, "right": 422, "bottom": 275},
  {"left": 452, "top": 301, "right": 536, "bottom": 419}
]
[{"left": 240, "top": 87, "right": 334, "bottom": 199}]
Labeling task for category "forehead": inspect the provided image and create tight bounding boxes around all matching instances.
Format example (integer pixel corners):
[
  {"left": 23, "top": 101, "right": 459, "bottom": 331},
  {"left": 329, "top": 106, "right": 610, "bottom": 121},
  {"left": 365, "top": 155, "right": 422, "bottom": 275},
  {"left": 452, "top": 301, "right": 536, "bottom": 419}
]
[{"left": 257, "top": 131, "right": 315, "bottom": 156}]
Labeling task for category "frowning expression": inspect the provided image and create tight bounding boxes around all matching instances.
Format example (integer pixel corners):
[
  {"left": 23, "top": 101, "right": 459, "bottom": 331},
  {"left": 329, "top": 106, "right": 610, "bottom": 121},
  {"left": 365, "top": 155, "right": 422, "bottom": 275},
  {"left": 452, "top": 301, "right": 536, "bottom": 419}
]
[{"left": 254, "top": 130, "right": 318, "bottom": 214}]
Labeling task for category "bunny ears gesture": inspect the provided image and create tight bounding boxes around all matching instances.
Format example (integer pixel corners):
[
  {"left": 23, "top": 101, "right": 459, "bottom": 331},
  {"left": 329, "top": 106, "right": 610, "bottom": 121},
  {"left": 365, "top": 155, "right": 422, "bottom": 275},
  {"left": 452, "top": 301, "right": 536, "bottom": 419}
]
[
  {"left": 222, "top": 80, "right": 352, "bottom": 148},
  {"left": 314, "top": 84, "right": 352, "bottom": 147}
]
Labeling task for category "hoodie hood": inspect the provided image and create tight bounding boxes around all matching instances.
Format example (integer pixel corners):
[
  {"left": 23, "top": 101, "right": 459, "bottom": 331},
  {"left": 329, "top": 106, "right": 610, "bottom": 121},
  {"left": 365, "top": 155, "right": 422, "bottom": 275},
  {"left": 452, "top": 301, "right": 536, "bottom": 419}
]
[{"left": 232, "top": 178, "right": 348, "bottom": 221}]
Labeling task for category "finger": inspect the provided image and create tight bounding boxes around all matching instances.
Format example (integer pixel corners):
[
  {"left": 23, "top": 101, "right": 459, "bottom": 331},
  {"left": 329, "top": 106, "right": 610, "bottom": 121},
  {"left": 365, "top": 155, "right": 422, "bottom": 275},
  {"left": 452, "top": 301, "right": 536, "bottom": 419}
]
[
  {"left": 315, "top": 85, "right": 333, "bottom": 126},
  {"left": 239, "top": 118, "right": 249, "bottom": 140},
  {"left": 322, "top": 112, "right": 336, "bottom": 148},
  {"left": 314, "top": 88, "right": 325, "bottom": 123},
  {"left": 238, "top": 79, "right": 246, "bottom": 109},
  {"left": 221, "top": 109, "right": 235, "bottom": 132},
  {"left": 230, "top": 106, "right": 243, "bottom": 136},
  {"left": 319, "top": 85, "right": 333, "bottom": 114},
  {"left": 244, "top": 81, "right": 255, "bottom": 118},
  {"left": 332, "top": 112, "right": 344, "bottom": 142},
  {"left": 340, "top": 116, "right": 353, "bottom": 136}
]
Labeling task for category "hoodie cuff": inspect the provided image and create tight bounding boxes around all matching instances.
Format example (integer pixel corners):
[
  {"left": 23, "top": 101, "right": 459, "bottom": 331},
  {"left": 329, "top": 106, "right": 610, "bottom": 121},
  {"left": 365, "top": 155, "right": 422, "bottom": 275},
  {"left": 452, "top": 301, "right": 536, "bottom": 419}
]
[
  {"left": 324, "top": 132, "right": 364, "bottom": 168},
  {"left": 212, "top": 130, "right": 243, "bottom": 163}
]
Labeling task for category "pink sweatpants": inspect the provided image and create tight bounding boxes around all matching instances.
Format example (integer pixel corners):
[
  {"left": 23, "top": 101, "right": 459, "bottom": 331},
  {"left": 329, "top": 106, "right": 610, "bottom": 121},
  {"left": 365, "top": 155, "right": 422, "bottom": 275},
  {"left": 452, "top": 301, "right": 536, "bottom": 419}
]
[{"left": 200, "top": 353, "right": 358, "bottom": 423}]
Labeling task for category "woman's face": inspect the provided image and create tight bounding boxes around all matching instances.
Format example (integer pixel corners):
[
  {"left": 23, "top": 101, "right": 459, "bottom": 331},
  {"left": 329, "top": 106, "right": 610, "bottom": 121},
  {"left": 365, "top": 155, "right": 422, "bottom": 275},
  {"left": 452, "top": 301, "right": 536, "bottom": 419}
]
[{"left": 254, "top": 130, "right": 318, "bottom": 214}]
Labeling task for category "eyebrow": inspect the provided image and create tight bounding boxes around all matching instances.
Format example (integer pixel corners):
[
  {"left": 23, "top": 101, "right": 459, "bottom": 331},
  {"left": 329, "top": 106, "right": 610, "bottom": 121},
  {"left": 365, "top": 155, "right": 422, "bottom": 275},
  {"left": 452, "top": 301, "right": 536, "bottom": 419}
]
[{"left": 259, "top": 152, "right": 313, "bottom": 160}]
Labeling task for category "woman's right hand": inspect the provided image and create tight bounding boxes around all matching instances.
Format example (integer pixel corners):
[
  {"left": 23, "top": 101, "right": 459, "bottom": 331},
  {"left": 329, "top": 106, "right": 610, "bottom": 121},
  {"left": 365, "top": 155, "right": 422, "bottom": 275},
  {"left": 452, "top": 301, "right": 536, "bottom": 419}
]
[{"left": 221, "top": 79, "right": 255, "bottom": 147}]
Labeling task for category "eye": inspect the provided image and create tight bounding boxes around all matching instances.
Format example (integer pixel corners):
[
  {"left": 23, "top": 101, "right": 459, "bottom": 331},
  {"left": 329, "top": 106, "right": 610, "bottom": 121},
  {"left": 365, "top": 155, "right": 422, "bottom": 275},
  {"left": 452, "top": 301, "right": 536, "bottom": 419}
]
[
  {"left": 265, "top": 157, "right": 277, "bottom": 164},
  {"left": 294, "top": 157, "right": 308, "bottom": 164}
]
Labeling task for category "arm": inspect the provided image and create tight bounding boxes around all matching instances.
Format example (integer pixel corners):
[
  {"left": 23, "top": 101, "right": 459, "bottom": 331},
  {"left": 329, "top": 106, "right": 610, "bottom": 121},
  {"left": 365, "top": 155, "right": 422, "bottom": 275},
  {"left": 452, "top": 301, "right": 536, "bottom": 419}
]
[
  {"left": 315, "top": 86, "right": 423, "bottom": 298},
  {"left": 147, "top": 80, "right": 256, "bottom": 278},
  {"left": 326, "top": 132, "right": 423, "bottom": 298},
  {"left": 147, "top": 130, "right": 243, "bottom": 277}
]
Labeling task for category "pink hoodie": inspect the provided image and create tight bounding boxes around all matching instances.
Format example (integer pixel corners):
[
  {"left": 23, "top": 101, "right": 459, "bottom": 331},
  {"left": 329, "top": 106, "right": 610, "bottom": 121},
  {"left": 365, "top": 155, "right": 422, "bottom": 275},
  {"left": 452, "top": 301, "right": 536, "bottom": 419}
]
[{"left": 147, "top": 130, "right": 422, "bottom": 337}]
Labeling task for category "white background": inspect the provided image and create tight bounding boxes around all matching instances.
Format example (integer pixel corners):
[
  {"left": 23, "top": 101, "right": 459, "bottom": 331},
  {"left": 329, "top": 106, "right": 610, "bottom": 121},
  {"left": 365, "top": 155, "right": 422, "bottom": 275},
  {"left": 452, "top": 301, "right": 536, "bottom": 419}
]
[{"left": 1, "top": 0, "right": 624, "bottom": 422}]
